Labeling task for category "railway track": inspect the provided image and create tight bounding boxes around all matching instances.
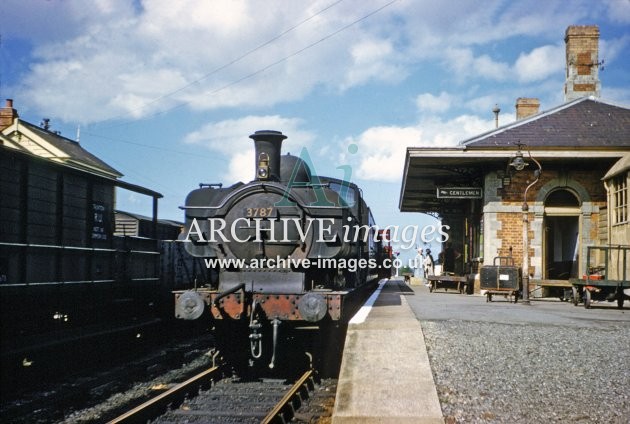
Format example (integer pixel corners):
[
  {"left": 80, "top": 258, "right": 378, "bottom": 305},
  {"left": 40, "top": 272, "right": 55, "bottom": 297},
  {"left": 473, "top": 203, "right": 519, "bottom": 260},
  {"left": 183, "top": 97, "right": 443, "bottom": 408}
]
[{"left": 109, "top": 367, "right": 317, "bottom": 424}]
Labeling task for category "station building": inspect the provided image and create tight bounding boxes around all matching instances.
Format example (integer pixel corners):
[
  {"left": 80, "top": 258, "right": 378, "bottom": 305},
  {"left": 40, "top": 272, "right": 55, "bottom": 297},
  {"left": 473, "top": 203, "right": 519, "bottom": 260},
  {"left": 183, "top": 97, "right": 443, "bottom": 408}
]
[{"left": 399, "top": 25, "right": 630, "bottom": 294}]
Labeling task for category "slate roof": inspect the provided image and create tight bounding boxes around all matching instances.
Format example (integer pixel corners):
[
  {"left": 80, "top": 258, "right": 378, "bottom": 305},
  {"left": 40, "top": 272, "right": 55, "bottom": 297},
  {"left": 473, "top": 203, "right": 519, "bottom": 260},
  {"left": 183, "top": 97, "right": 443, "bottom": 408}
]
[
  {"left": 16, "top": 119, "right": 122, "bottom": 177},
  {"left": 461, "top": 97, "right": 630, "bottom": 149}
]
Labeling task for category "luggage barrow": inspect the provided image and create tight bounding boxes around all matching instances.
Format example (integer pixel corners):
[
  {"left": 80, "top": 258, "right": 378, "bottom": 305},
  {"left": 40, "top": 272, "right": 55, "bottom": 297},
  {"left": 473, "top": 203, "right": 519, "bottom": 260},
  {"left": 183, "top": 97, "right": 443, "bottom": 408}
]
[
  {"left": 480, "top": 257, "right": 522, "bottom": 303},
  {"left": 427, "top": 274, "right": 468, "bottom": 293},
  {"left": 570, "top": 278, "right": 630, "bottom": 309},
  {"left": 569, "top": 246, "right": 630, "bottom": 309}
]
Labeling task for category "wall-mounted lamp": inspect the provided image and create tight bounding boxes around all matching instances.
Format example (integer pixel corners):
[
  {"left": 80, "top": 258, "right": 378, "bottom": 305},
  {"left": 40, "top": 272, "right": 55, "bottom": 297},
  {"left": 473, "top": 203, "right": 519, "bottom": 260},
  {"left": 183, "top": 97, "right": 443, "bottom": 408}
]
[
  {"left": 508, "top": 143, "right": 542, "bottom": 305},
  {"left": 509, "top": 149, "right": 529, "bottom": 171}
]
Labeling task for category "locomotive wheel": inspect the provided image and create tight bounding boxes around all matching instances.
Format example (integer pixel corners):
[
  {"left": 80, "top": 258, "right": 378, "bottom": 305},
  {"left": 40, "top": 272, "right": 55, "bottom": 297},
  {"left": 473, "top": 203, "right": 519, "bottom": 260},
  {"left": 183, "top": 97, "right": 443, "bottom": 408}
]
[
  {"left": 572, "top": 286, "right": 579, "bottom": 306},
  {"left": 584, "top": 289, "right": 592, "bottom": 309}
]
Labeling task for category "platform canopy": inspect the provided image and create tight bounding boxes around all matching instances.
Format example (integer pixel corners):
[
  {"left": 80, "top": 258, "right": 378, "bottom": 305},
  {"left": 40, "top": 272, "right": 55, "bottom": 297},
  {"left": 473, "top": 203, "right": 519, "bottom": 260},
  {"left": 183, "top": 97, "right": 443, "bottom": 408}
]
[{"left": 399, "top": 97, "right": 630, "bottom": 214}]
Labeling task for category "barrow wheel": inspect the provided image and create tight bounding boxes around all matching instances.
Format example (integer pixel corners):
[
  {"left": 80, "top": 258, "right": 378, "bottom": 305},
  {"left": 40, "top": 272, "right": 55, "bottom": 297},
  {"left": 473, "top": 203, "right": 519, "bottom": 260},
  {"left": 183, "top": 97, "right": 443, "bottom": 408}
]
[
  {"left": 429, "top": 283, "right": 433, "bottom": 293},
  {"left": 486, "top": 293, "right": 492, "bottom": 302},
  {"left": 572, "top": 286, "right": 579, "bottom": 306},
  {"left": 584, "top": 289, "right": 592, "bottom": 309},
  {"left": 617, "top": 286, "right": 625, "bottom": 309}
]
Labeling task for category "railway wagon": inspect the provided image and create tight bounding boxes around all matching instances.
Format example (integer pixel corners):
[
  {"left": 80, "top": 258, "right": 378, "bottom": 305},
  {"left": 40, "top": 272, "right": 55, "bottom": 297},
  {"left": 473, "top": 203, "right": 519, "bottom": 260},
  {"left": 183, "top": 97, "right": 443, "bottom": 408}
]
[{"left": 0, "top": 112, "right": 184, "bottom": 384}]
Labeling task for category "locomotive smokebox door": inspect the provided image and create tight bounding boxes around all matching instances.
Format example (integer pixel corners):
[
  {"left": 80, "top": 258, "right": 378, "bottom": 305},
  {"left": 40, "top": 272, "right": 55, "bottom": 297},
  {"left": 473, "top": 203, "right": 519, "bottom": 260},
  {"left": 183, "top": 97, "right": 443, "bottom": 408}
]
[{"left": 480, "top": 257, "right": 522, "bottom": 291}]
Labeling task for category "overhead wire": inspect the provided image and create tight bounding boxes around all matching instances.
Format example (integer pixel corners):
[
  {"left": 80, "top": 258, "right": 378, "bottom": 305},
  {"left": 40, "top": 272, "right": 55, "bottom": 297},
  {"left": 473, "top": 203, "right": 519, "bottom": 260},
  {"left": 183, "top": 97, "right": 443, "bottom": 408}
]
[
  {"left": 83, "top": 0, "right": 399, "bottom": 197},
  {"left": 93, "top": 0, "right": 399, "bottom": 129},
  {"left": 96, "top": 0, "right": 347, "bottom": 127}
]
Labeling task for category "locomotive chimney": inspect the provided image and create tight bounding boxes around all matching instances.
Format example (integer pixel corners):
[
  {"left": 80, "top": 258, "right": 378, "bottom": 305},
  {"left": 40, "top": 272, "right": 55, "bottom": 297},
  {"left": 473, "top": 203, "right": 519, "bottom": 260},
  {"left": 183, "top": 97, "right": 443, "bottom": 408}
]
[{"left": 250, "top": 130, "right": 287, "bottom": 181}]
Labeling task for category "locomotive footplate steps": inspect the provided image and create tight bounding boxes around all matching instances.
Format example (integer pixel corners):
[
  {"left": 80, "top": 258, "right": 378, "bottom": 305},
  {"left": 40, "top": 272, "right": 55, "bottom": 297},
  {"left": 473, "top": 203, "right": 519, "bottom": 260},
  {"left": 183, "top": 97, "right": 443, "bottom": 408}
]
[{"left": 332, "top": 278, "right": 443, "bottom": 423}]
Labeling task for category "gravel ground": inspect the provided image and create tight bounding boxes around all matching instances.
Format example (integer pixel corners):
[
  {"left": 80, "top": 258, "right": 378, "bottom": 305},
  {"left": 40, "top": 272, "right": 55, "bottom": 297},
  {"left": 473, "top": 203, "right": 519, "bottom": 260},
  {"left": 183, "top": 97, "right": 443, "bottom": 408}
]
[{"left": 422, "top": 320, "right": 630, "bottom": 423}]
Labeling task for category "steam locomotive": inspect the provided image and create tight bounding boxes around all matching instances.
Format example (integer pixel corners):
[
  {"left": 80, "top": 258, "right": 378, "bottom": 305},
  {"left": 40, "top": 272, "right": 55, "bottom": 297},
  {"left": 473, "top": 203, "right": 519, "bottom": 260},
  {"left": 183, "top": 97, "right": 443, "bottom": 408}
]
[{"left": 174, "top": 130, "right": 390, "bottom": 370}]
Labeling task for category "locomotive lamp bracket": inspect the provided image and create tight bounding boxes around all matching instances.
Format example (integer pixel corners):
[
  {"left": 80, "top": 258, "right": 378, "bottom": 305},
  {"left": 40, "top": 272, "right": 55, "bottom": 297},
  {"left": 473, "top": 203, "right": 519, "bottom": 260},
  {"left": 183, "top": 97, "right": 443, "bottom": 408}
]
[{"left": 257, "top": 152, "right": 270, "bottom": 179}]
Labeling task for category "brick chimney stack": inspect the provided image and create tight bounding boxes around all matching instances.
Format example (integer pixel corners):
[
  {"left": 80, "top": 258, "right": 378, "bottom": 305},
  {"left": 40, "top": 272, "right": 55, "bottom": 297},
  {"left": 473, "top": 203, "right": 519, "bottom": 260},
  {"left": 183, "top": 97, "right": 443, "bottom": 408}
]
[
  {"left": 0, "top": 99, "right": 19, "bottom": 131},
  {"left": 515, "top": 97, "right": 540, "bottom": 120},
  {"left": 564, "top": 25, "right": 601, "bottom": 102}
]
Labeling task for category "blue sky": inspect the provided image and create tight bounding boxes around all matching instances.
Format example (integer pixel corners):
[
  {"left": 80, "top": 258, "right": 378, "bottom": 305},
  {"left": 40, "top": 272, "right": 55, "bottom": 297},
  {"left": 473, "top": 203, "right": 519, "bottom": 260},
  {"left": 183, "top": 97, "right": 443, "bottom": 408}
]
[{"left": 1, "top": 0, "right": 629, "bottom": 256}]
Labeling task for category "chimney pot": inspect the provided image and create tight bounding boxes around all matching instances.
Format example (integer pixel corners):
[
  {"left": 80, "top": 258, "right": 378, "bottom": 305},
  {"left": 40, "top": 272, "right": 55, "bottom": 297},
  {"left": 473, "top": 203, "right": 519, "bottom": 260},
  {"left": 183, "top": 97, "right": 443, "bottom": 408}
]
[
  {"left": 0, "top": 98, "right": 19, "bottom": 131},
  {"left": 492, "top": 104, "right": 500, "bottom": 128},
  {"left": 515, "top": 98, "right": 540, "bottom": 120}
]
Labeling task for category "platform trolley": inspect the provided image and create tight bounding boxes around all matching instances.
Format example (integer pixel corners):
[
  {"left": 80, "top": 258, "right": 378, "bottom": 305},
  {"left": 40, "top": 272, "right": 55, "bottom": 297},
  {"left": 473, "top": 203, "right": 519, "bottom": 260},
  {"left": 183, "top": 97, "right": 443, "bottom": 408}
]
[
  {"left": 570, "top": 245, "right": 630, "bottom": 309},
  {"left": 480, "top": 257, "right": 522, "bottom": 303}
]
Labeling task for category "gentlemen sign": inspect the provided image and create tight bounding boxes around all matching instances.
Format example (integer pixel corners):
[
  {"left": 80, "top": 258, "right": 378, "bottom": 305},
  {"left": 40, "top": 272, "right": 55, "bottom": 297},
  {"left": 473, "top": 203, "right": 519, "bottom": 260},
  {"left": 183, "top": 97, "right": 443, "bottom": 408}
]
[{"left": 437, "top": 187, "right": 482, "bottom": 199}]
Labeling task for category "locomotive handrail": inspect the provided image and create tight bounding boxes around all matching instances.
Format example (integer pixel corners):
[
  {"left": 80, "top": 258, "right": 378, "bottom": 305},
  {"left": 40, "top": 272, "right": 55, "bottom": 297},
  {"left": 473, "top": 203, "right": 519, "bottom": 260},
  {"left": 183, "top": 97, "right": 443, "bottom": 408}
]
[{"left": 0, "top": 241, "right": 117, "bottom": 252}]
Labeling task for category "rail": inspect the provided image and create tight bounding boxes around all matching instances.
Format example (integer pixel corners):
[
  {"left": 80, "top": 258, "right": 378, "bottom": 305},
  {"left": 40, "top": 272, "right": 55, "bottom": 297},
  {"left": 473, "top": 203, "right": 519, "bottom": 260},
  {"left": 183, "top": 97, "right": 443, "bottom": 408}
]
[
  {"left": 107, "top": 366, "right": 220, "bottom": 424},
  {"left": 107, "top": 366, "right": 315, "bottom": 424},
  {"left": 262, "top": 369, "right": 314, "bottom": 424}
]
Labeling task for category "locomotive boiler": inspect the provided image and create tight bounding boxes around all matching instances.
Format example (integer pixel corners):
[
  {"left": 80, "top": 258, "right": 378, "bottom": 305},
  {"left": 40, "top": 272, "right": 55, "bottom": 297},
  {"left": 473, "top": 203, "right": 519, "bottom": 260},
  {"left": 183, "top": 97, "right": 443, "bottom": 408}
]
[{"left": 174, "top": 130, "right": 388, "bottom": 369}]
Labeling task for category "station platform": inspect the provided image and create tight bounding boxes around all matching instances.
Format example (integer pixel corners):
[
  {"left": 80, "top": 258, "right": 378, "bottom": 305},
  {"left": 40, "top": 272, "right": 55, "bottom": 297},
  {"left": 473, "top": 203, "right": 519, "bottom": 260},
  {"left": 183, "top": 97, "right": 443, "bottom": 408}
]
[{"left": 332, "top": 278, "right": 443, "bottom": 423}]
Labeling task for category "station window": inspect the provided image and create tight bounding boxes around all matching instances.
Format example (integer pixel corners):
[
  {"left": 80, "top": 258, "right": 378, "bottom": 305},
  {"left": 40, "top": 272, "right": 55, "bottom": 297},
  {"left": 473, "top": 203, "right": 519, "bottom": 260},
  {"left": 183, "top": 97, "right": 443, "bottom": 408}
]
[{"left": 612, "top": 173, "right": 628, "bottom": 225}]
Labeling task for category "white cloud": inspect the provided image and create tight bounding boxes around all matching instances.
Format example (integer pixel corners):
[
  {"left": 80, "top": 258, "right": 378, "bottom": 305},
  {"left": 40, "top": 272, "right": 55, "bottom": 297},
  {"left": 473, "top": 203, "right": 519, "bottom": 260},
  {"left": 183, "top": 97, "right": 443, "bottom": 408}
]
[
  {"left": 348, "top": 126, "right": 421, "bottom": 183},
  {"left": 604, "top": 0, "right": 630, "bottom": 23},
  {"left": 11, "top": 0, "right": 407, "bottom": 123},
  {"left": 416, "top": 92, "right": 454, "bottom": 113},
  {"left": 514, "top": 44, "right": 564, "bottom": 83},
  {"left": 5, "top": 0, "right": 627, "bottom": 126},
  {"left": 183, "top": 115, "right": 313, "bottom": 184},
  {"left": 443, "top": 48, "right": 510, "bottom": 82},
  {"left": 341, "top": 38, "right": 405, "bottom": 89},
  {"left": 345, "top": 113, "right": 496, "bottom": 183},
  {"left": 601, "top": 35, "right": 630, "bottom": 65}
]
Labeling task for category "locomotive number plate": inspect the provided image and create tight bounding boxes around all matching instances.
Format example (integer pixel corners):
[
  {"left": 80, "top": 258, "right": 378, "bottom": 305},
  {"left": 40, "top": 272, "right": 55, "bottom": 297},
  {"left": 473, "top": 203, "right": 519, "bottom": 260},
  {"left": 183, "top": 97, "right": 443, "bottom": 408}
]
[{"left": 244, "top": 207, "right": 275, "bottom": 218}]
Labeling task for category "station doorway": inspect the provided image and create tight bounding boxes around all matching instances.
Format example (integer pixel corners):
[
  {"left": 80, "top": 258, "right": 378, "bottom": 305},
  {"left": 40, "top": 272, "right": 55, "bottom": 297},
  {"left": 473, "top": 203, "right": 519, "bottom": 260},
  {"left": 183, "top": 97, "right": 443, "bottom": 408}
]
[{"left": 543, "top": 189, "right": 581, "bottom": 280}]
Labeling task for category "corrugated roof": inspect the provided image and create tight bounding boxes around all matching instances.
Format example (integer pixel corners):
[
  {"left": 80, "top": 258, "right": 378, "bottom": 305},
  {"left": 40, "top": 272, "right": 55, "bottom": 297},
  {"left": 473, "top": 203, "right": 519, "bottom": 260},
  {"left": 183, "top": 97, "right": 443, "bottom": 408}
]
[{"left": 461, "top": 97, "right": 630, "bottom": 149}]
